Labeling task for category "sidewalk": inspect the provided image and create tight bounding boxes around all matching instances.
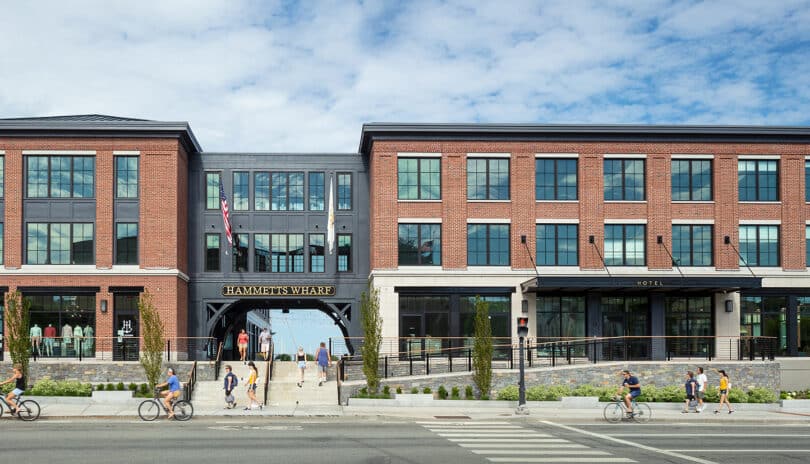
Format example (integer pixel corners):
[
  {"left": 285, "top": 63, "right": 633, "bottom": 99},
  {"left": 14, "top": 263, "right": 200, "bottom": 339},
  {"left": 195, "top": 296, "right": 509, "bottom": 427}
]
[{"left": 23, "top": 396, "right": 810, "bottom": 423}]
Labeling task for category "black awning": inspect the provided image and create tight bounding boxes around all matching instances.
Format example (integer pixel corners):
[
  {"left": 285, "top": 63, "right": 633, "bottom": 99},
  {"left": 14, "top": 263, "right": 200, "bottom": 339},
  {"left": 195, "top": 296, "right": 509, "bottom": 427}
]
[{"left": 521, "top": 276, "right": 761, "bottom": 294}]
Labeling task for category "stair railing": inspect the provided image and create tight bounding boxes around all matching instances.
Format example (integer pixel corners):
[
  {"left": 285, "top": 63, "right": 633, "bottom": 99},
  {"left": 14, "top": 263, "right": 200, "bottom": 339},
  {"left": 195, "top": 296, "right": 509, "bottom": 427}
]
[
  {"left": 214, "top": 341, "right": 224, "bottom": 381},
  {"left": 263, "top": 340, "right": 274, "bottom": 406}
]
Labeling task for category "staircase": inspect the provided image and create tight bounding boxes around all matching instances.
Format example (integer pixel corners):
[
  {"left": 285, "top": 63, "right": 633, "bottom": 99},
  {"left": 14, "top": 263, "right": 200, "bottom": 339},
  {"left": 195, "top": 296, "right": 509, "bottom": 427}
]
[
  {"left": 191, "top": 362, "right": 267, "bottom": 410},
  {"left": 266, "top": 361, "right": 337, "bottom": 406}
]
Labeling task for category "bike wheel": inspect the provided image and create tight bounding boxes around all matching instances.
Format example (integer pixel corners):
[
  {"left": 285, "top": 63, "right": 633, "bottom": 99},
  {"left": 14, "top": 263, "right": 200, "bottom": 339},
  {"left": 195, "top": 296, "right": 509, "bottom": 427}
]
[
  {"left": 138, "top": 400, "right": 160, "bottom": 421},
  {"left": 632, "top": 402, "right": 652, "bottom": 423},
  {"left": 17, "top": 400, "right": 40, "bottom": 421},
  {"left": 603, "top": 402, "right": 623, "bottom": 423},
  {"left": 172, "top": 400, "right": 193, "bottom": 421}
]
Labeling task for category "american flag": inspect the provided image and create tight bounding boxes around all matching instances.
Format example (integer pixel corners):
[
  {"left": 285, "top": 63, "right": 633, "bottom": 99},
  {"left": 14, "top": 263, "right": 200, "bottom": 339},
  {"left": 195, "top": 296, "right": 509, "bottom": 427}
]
[{"left": 219, "top": 182, "right": 233, "bottom": 246}]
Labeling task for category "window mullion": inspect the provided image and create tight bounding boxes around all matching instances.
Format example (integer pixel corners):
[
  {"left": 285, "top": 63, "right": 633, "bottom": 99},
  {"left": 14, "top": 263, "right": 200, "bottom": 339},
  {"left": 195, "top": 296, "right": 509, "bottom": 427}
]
[
  {"left": 553, "top": 160, "right": 559, "bottom": 199},
  {"left": 688, "top": 161, "right": 693, "bottom": 201},
  {"left": 416, "top": 159, "right": 422, "bottom": 200}
]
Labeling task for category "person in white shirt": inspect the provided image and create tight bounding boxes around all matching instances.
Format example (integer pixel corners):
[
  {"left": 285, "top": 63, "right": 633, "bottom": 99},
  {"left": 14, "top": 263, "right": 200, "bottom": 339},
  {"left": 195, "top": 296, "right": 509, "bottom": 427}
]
[
  {"left": 695, "top": 366, "right": 708, "bottom": 412},
  {"left": 258, "top": 328, "right": 271, "bottom": 360}
]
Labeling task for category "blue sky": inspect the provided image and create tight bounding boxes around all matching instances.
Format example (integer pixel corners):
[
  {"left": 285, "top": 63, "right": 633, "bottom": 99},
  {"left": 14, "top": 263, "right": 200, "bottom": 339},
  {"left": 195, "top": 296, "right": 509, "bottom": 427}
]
[
  {"left": 2, "top": 1, "right": 809, "bottom": 152},
  {"left": 267, "top": 309, "right": 348, "bottom": 357}
]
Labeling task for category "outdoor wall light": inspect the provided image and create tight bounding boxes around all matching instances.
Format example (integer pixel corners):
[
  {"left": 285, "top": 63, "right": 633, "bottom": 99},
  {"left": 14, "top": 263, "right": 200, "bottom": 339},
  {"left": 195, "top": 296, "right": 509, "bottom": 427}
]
[
  {"left": 656, "top": 235, "right": 663, "bottom": 244},
  {"left": 724, "top": 236, "right": 731, "bottom": 244},
  {"left": 520, "top": 235, "right": 526, "bottom": 244},
  {"left": 725, "top": 299, "right": 734, "bottom": 313},
  {"left": 588, "top": 235, "right": 595, "bottom": 244},
  {"left": 521, "top": 299, "right": 529, "bottom": 314},
  {"left": 100, "top": 300, "right": 108, "bottom": 313}
]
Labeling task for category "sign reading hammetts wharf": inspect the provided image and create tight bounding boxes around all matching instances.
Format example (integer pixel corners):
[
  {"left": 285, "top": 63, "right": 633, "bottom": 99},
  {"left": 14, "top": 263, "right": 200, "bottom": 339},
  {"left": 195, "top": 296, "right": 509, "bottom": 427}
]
[{"left": 221, "top": 285, "right": 336, "bottom": 297}]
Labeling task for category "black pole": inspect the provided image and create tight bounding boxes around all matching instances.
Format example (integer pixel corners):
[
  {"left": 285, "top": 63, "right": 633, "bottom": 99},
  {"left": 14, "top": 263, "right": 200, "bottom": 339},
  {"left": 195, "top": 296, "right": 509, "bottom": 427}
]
[{"left": 516, "top": 335, "right": 528, "bottom": 415}]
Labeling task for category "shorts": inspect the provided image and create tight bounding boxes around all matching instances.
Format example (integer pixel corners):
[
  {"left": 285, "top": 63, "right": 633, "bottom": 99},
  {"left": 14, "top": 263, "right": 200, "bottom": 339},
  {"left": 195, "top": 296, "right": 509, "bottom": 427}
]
[
  {"left": 318, "top": 364, "right": 328, "bottom": 373},
  {"left": 298, "top": 361, "right": 307, "bottom": 369},
  {"left": 170, "top": 390, "right": 181, "bottom": 398},
  {"left": 238, "top": 343, "right": 248, "bottom": 349},
  {"left": 249, "top": 384, "right": 257, "bottom": 392},
  {"left": 261, "top": 343, "right": 270, "bottom": 352},
  {"left": 629, "top": 390, "right": 641, "bottom": 399},
  {"left": 719, "top": 389, "right": 728, "bottom": 395},
  {"left": 11, "top": 388, "right": 24, "bottom": 397},
  {"left": 686, "top": 394, "right": 695, "bottom": 400},
  {"left": 696, "top": 390, "right": 705, "bottom": 399}
]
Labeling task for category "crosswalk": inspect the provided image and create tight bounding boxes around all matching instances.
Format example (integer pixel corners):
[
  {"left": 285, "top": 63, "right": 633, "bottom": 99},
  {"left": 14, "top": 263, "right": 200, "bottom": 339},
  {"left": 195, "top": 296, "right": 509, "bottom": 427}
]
[{"left": 418, "top": 421, "right": 635, "bottom": 463}]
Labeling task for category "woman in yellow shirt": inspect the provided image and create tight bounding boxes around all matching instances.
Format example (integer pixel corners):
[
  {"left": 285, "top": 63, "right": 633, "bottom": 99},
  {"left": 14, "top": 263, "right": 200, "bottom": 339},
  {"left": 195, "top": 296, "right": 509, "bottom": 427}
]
[
  {"left": 714, "top": 369, "right": 734, "bottom": 414},
  {"left": 244, "top": 361, "right": 262, "bottom": 410}
]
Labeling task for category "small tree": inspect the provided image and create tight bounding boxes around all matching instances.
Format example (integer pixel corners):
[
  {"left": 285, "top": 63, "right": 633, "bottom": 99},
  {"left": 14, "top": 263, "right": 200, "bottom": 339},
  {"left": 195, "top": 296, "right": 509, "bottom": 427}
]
[
  {"left": 360, "top": 282, "right": 383, "bottom": 394},
  {"left": 5, "top": 291, "right": 31, "bottom": 381},
  {"left": 138, "top": 291, "right": 165, "bottom": 391},
  {"left": 472, "top": 296, "right": 493, "bottom": 399}
]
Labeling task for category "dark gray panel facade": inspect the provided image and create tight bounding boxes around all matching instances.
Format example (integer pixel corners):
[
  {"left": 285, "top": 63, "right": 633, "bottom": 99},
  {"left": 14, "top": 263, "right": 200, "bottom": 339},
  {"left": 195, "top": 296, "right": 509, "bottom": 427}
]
[
  {"left": 188, "top": 152, "right": 370, "bottom": 346},
  {"left": 24, "top": 199, "right": 96, "bottom": 221},
  {"left": 114, "top": 200, "right": 139, "bottom": 221}
]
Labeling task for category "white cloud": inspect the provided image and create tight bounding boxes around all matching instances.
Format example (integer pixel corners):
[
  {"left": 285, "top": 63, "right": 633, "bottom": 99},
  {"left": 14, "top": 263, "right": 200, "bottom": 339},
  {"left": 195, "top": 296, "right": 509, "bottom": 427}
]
[{"left": 0, "top": 0, "right": 808, "bottom": 152}]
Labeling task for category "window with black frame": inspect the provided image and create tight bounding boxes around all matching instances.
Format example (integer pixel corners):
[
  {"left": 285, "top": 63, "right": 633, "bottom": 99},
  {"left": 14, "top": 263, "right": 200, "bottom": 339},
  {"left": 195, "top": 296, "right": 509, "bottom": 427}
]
[
  {"left": 672, "top": 224, "right": 712, "bottom": 266},
  {"left": 309, "top": 234, "right": 325, "bottom": 272},
  {"left": 536, "top": 224, "right": 578, "bottom": 266},
  {"left": 740, "top": 296, "right": 787, "bottom": 356},
  {"left": 398, "top": 158, "right": 440, "bottom": 200},
  {"left": 460, "top": 295, "right": 511, "bottom": 358},
  {"left": 467, "top": 157, "right": 509, "bottom": 200},
  {"left": 535, "top": 296, "right": 586, "bottom": 357},
  {"left": 604, "top": 224, "right": 645, "bottom": 266},
  {"left": 665, "top": 296, "right": 712, "bottom": 357},
  {"left": 28, "top": 294, "right": 95, "bottom": 358},
  {"left": 233, "top": 171, "right": 249, "bottom": 211},
  {"left": 601, "top": 296, "right": 650, "bottom": 359},
  {"left": 115, "top": 223, "right": 138, "bottom": 265},
  {"left": 205, "top": 172, "right": 221, "bottom": 209},
  {"left": 739, "top": 225, "right": 779, "bottom": 267},
  {"left": 604, "top": 159, "right": 644, "bottom": 201},
  {"left": 398, "top": 295, "right": 451, "bottom": 358},
  {"left": 672, "top": 159, "right": 712, "bottom": 201},
  {"left": 398, "top": 223, "right": 441, "bottom": 266},
  {"left": 26, "top": 156, "right": 95, "bottom": 198},
  {"left": 796, "top": 297, "right": 810, "bottom": 356},
  {"left": 232, "top": 233, "right": 249, "bottom": 272},
  {"left": 308, "top": 172, "right": 324, "bottom": 211},
  {"left": 467, "top": 224, "right": 510, "bottom": 266},
  {"left": 26, "top": 223, "right": 94, "bottom": 265},
  {"left": 738, "top": 159, "right": 778, "bottom": 201},
  {"left": 205, "top": 233, "right": 220, "bottom": 272},
  {"left": 536, "top": 158, "right": 577, "bottom": 200}
]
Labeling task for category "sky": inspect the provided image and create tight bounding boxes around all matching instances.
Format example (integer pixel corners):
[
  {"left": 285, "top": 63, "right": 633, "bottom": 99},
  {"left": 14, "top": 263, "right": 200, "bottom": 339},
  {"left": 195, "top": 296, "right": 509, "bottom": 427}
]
[
  {"left": 2, "top": 0, "right": 810, "bottom": 153},
  {"left": 267, "top": 309, "right": 348, "bottom": 357}
]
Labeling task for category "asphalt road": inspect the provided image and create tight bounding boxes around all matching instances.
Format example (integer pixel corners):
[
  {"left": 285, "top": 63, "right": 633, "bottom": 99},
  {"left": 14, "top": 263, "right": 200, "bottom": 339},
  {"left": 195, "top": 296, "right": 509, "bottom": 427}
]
[{"left": 1, "top": 417, "right": 808, "bottom": 464}]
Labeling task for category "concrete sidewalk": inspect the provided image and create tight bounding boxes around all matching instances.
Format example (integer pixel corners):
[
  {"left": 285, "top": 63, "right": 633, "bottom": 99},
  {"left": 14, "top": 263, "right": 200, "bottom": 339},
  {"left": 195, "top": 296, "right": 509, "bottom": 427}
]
[{"left": 19, "top": 396, "right": 810, "bottom": 423}]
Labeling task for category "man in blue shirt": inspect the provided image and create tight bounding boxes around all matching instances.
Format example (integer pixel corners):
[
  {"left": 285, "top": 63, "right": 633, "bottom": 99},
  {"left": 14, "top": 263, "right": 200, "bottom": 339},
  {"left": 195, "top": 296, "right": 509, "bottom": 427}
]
[
  {"left": 617, "top": 370, "right": 641, "bottom": 416},
  {"left": 156, "top": 367, "right": 182, "bottom": 419}
]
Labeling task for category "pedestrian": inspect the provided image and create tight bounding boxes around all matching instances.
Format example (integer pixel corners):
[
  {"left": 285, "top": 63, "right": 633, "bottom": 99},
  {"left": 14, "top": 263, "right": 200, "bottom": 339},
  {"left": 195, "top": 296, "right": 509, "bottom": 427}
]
[
  {"left": 258, "top": 328, "right": 271, "bottom": 361},
  {"left": 237, "top": 328, "right": 249, "bottom": 364},
  {"left": 683, "top": 371, "right": 698, "bottom": 413},
  {"left": 296, "top": 346, "right": 307, "bottom": 388},
  {"left": 714, "top": 369, "right": 735, "bottom": 414},
  {"left": 315, "top": 342, "right": 331, "bottom": 386},
  {"left": 244, "top": 361, "right": 261, "bottom": 410},
  {"left": 223, "top": 364, "right": 238, "bottom": 409},
  {"left": 695, "top": 366, "right": 708, "bottom": 412}
]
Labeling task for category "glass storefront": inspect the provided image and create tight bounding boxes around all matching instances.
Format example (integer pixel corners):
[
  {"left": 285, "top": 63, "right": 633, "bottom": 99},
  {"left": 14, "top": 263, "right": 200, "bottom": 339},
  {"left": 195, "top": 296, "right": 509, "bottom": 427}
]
[
  {"left": 28, "top": 294, "right": 96, "bottom": 358},
  {"left": 602, "top": 296, "right": 650, "bottom": 359},
  {"left": 665, "top": 296, "right": 712, "bottom": 357},
  {"left": 795, "top": 297, "right": 810, "bottom": 356},
  {"left": 460, "top": 296, "right": 510, "bottom": 357},
  {"left": 741, "top": 296, "right": 787, "bottom": 356},
  {"left": 536, "top": 296, "right": 586, "bottom": 356}
]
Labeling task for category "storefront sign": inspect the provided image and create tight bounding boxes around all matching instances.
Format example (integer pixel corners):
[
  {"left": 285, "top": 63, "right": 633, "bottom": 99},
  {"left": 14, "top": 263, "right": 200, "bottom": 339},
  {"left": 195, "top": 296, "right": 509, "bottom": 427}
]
[
  {"left": 221, "top": 285, "right": 336, "bottom": 297},
  {"left": 635, "top": 280, "right": 664, "bottom": 287}
]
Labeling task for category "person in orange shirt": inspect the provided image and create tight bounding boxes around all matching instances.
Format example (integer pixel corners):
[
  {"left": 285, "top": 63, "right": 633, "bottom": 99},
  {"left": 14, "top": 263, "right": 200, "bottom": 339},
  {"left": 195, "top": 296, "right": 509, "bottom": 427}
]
[{"left": 237, "top": 329, "right": 249, "bottom": 364}]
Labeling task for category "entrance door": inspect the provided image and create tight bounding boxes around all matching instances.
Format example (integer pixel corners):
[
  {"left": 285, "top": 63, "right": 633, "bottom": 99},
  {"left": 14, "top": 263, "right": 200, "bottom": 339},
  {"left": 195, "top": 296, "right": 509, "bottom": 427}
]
[
  {"left": 400, "top": 314, "right": 423, "bottom": 358},
  {"left": 601, "top": 296, "right": 650, "bottom": 360},
  {"left": 113, "top": 294, "right": 139, "bottom": 361}
]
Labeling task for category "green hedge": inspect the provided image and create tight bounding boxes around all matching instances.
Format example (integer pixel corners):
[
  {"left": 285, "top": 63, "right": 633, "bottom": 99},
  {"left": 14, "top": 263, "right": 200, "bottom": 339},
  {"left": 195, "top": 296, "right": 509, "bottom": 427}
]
[
  {"left": 495, "top": 384, "right": 777, "bottom": 403},
  {"left": 30, "top": 380, "right": 93, "bottom": 397}
]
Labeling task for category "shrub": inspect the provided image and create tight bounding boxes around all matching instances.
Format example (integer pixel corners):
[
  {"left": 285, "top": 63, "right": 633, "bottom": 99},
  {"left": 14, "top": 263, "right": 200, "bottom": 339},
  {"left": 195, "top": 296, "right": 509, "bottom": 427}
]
[
  {"left": 383, "top": 385, "right": 391, "bottom": 396},
  {"left": 129, "top": 383, "right": 138, "bottom": 391},
  {"left": 422, "top": 387, "right": 432, "bottom": 394},
  {"left": 116, "top": 382, "right": 125, "bottom": 391},
  {"left": 747, "top": 387, "right": 777, "bottom": 403},
  {"left": 30, "top": 380, "right": 92, "bottom": 397},
  {"left": 465, "top": 385, "right": 474, "bottom": 399},
  {"left": 359, "top": 387, "right": 368, "bottom": 397},
  {"left": 727, "top": 388, "right": 748, "bottom": 404},
  {"left": 275, "top": 354, "right": 292, "bottom": 361},
  {"left": 526, "top": 385, "right": 571, "bottom": 401},
  {"left": 139, "top": 383, "right": 149, "bottom": 395},
  {"left": 411, "top": 387, "right": 419, "bottom": 394},
  {"left": 106, "top": 383, "right": 115, "bottom": 391},
  {"left": 438, "top": 385, "right": 448, "bottom": 400},
  {"left": 497, "top": 385, "right": 519, "bottom": 401},
  {"left": 396, "top": 387, "right": 402, "bottom": 395},
  {"left": 703, "top": 386, "right": 720, "bottom": 403},
  {"left": 451, "top": 386, "right": 460, "bottom": 399},
  {"left": 96, "top": 384, "right": 104, "bottom": 391}
]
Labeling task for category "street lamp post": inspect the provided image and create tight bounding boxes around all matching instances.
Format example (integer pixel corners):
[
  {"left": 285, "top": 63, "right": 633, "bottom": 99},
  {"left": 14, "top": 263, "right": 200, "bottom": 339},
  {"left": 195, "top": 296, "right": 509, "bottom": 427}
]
[{"left": 516, "top": 317, "right": 529, "bottom": 415}]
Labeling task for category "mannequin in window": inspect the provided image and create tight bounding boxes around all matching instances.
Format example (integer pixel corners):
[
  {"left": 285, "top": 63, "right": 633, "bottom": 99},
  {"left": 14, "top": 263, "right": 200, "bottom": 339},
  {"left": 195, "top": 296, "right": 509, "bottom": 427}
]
[
  {"left": 83, "top": 325, "right": 94, "bottom": 357},
  {"left": 73, "top": 324, "right": 84, "bottom": 356},
  {"left": 29, "top": 324, "right": 42, "bottom": 357},
  {"left": 62, "top": 323, "right": 73, "bottom": 355},
  {"left": 43, "top": 323, "right": 56, "bottom": 356}
]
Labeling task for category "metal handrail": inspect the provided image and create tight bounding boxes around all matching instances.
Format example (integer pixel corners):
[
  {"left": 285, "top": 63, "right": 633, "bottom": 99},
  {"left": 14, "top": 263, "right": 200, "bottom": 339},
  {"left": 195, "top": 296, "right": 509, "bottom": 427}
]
[
  {"left": 263, "top": 340, "right": 274, "bottom": 406},
  {"left": 214, "top": 342, "right": 224, "bottom": 381},
  {"left": 185, "top": 361, "right": 197, "bottom": 401}
]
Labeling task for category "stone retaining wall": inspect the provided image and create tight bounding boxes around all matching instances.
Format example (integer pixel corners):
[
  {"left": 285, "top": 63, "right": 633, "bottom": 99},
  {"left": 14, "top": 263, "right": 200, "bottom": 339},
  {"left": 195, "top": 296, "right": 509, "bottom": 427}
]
[
  {"left": 1, "top": 361, "right": 217, "bottom": 383},
  {"left": 338, "top": 361, "right": 780, "bottom": 405}
]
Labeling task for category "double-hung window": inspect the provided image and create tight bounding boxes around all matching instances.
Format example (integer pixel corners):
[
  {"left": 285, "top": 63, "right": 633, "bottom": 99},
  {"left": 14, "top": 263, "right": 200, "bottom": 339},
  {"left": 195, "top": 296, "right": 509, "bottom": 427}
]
[
  {"left": 205, "top": 173, "right": 221, "bottom": 209},
  {"left": 536, "top": 224, "right": 578, "bottom": 266},
  {"left": 536, "top": 158, "right": 577, "bottom": 200},
  {"left": 337, "top": 173, "right": 352, "bottom": 210},
  {"left": 604, "top": 224, "right": 645, "bottom": 266},
  {"left": 309, "top": 172, "right": 325, "bottom": 211},
  {"left": 467, "top": 157, "right": 509, "bottom": 200},
  {"left": 604, "top": 159, "right": 644, "bottom": 201},
  {"left": 337, "top": 234, "right": 352, "bottom": 271},
  {"left": 309, "top": 234, "right": 325, "bottom": 272},
  {"left": 739, "top": 225, "right": 779, "bottom": 267},
  {"left": 115, "top": 156, "right": 138, "bottom": 198},
  {"left": 398, "top": 158, "right": 440, "bottom": 200},
  {"left": 398, "top": 224, "right": 441, "bottom": 265},
  {"left": 672, "top": 225, "right": 712, "bottom": 266},
  {"left": 205, "top": 234, "right": 220, "bottom": 272},
  {"left": 467, "top": 224, "right": 510, "bottom": 266},
  {"left": 672, "top": 159, "right": 712, "bottom": 201},
  {"left": 738, "top": 159, "right": 778, "bottom": 201},
  {"left": 232, "top": 172, "right": 249, "bottom": 211}
]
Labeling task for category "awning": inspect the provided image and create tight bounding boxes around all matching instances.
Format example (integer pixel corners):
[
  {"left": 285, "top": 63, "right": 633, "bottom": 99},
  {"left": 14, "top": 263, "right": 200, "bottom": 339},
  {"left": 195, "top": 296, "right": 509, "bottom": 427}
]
[{"left": 521, "top": 276, "right": 762, "bottom": 294}]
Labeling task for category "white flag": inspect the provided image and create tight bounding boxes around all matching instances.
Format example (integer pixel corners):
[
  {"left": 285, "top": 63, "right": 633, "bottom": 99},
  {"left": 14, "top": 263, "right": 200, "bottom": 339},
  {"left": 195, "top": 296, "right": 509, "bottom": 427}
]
[{"left": 327, "top": 175, "right": 335, "bottom": 255}]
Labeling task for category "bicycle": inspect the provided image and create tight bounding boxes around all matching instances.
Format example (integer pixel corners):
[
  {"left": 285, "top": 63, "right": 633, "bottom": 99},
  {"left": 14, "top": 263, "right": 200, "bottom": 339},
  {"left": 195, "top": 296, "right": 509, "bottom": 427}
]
[
  {"left": 603, "top": 395, "right": 651, "bottom": 423},
  {"left": 138, "top": 389, "right": 193, "bottom": 421},
  {"left": 0, "top": 393, "right": 41, "bottom": 421}
]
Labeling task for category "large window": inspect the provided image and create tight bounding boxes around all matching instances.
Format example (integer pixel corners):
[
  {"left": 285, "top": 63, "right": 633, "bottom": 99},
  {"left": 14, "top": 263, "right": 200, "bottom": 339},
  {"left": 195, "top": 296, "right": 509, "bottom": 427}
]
[
  {"left": 604, "top": 159, "right": 644, "bottom": 201},
  {"left": 115, "top": 156, "right": 138, "bottom": 198},
  {"left": 254, "top": 172, "right": 269, "bottom": 210},
  {"left": 254, "top": 234, "right": 270, "bottom": 272},
  {"left": 26, "top": 223, "right": 94, "bottom": 265},
  {"left": 308, "top": 172, "right": 325, "bottom": 211},
  {"left": 605, "top": 224, "right": 645, "bottom": 266},
  {"left": 536, "top": 296, "right": 585, "bottom": 341},
  {"left": 672, "top": 225, "right": 712, "bottom": 266},
  {"left": 796, "top": 297, "right": 810, "bottom": 355},
  {"left": 27, "top": 156, "right": 95, "bottom": 198},
  {"left": 536, "top": 224, "right": 577, "bottom": 266},
  {"left": 398, "top": 158, "right": 440, "bottom": 200},
  {"left": 337, "top": 173, "right": 352, "bottom": 210},
  {"left": 536, "top": 158, "right": 577, "bottom": 200},
  {"left": 665, "top": 296, "right": 712, "bottom": 356},
  {"left": 0, "top": 155, "right": 4, "bottom": 197},
  {"left": 271, "top": 172, "right": 304, "bottom": 211},
  {"left": 205, "top": 234, "right": 220, "bottom": 272},
  {"left": 399, "top": 295, "right": 452, "bottom": 354},
  {"left": 741, "top": 296, "right": 787, "bottom": 355},
  {"left": 672, "top": 159, "right": 711, "bottom": 201},
  {"left": 263, "top": 234, "right": 304, "bottom": 273},
  {"left": 0, "top": 223, "right": 3, "bottom": 265},
  {"left": 467, "top": 224, "right": 510, "bottom": 266},
  {"left": 806, "top": 161, "right": 810, "bottom": 202},
  {"left": 309, "top": 234, "right": 325, "bottom": 272},
  {"left": 398, "top": 224, "right": 441, "bottom": 266},
  {"left": 460, "top": 296, "right": 511, "bottom": 357},
  {"left": 337, "top": 234, "right": 352, "bottom": 272},
  {"left": 738, "top": 159, "right": 778, "bottom": 201},
  {"left": 467, "top": 158, "right": 509, "bottom": 200},
  {"left": 232, "top": 233, "right": 249, "bottom": 272},
  {"left": 739, "top": 225, "right": 779, "bottom": 267},
  {"left": 807, "top": 226, "right": 810, "bottom": 267},
  {"left": 205, "top": 172, "right": 221, "bottom": 209},
  {"left": 28, "top": 294, "right": 96, "bottom": 358},
  {"left": 115, "top": 223, "right": 138, "bottom": 265},
  {"left": 602, "top": 296, "right": 650, "bottom": 358},
  {"left": 233, "top": 172, "right": 249, "bottom": 211}
]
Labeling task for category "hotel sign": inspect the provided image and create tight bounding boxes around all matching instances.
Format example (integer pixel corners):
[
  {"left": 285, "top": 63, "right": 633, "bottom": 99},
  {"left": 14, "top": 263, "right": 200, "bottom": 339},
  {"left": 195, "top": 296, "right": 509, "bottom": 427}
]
[{"left": 222, "top": 285, "right": 336, "bottom": 297}]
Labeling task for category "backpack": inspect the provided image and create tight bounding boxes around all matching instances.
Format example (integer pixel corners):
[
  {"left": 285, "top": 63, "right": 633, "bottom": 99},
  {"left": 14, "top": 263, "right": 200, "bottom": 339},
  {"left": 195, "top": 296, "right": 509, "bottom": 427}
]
[{"left": 229, "top": 373, "right": 238, "bottom": 387}]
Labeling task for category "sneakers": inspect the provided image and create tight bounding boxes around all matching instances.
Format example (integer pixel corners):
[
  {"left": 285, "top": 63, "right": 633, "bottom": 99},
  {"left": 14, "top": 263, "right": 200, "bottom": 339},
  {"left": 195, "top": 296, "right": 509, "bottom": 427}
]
[
  {"left": 318, "top": 380, "right": 323, "bottom": 387},
  {"left": 681, "top": 410, "right": 689, "bottom": 414},
  {"left": 714, "top": 410, "right": 719, "bottom": 414},
  {"left": 729, "top": 410, "right": 734, "bottom": 414},
  {"left": 297, "top": 382, "right": 303, "bottom": 388}
]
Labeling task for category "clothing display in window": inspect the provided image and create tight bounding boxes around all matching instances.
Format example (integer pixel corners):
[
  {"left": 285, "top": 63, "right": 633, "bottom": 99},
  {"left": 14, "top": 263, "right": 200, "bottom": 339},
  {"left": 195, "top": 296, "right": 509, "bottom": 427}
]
[
  {"left": 62, "top": 323, "right": 73, "bottom": 347},
  {"left": 43, "top": 323, "right": 56, "bottom": 356},
  {"left": 83, "top": 325, "right": 94, "bottom": 356},
  {"left": 30, "top": 324, "right": 42, "bottom": 355},
  {"left": 73, "top": 325, "right": 83, "bottom": 354}
]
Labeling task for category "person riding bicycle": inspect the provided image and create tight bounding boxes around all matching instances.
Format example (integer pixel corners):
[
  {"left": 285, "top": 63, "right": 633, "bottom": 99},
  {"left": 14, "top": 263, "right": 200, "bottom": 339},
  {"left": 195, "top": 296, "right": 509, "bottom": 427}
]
[
  {"left": 155, "top": 367, "right": 182, "bottom": 419},
  {"left": 616, "top": 369, "right": 641, "bottom": 416},
  {"left": 0, "top": 365, "right": 25, "bottom": 414}
]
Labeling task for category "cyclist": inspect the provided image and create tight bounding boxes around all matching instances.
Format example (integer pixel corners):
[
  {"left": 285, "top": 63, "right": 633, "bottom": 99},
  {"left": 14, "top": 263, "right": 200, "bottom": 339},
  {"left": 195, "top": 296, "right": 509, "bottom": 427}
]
[
  {"left": 617, "top": 370, "right": 641, "bottom": 416},
  {"left": 0, "top": 364, "right": 25, "bottom": 414},
  {"left": 155, "top": 367, "right": 182, "bottom": 419}
]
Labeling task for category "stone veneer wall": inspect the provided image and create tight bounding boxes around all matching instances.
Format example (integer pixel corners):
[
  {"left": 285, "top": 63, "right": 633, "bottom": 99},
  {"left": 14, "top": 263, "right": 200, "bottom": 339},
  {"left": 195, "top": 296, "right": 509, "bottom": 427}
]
[
  {"left": 338, "top": 361, "right": 780, "bottom": 405},
  {"left": 1, "top": 361, "right": 217, "bottom": 384}
]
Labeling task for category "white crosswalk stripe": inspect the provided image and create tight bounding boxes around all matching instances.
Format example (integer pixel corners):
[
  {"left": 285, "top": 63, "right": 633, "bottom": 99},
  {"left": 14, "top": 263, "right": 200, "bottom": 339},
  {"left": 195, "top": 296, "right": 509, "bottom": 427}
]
[{"left": 420, "top": 421, "right": 636, "bottom": 463}]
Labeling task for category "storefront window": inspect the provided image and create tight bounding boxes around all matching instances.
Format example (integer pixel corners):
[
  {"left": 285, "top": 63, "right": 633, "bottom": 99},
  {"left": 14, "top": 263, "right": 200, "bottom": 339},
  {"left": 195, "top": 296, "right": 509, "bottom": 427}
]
[
  {"left": 602, "top": 296, "right": 650, "bottom": 359},
  {"left": 399, "top": 295, "right": 451, "bottom": 356},
  {"left": 741, "top": 296, "right": 787, "bottom": 355},
  {"left": 798, "top": 297, "right": 810, "bottom": 356},
  {"left": 461, "top": 295, "right": 511, "bottom": 357},
  {"left": 28, "top": 294, "right": 95, "bottom": 358},
  {"left": 665, "top": 296, "right": 712, "bottom": 357},
  {"left": 536, "top": 296, "right": 585, "bottom": 341}
]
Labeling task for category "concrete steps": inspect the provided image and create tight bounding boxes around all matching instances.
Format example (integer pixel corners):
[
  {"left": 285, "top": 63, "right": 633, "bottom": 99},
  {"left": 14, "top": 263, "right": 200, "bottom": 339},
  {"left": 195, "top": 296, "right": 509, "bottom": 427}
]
[
  {"left": 192, "top": 362, "right": 268, "bottom": 410},
  {"left": 266, "top": 361, "right": 337, "bottom": 406}
]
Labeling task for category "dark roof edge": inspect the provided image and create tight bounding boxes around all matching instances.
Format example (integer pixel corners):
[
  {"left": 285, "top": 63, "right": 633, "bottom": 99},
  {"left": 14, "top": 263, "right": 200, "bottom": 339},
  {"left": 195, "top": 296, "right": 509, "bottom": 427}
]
[
  {"left": 358, "top": 123, "right": 810, "bottom": 154},
  {"left": 0, "top": 120, "right": 202, "bottom": 153}
]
